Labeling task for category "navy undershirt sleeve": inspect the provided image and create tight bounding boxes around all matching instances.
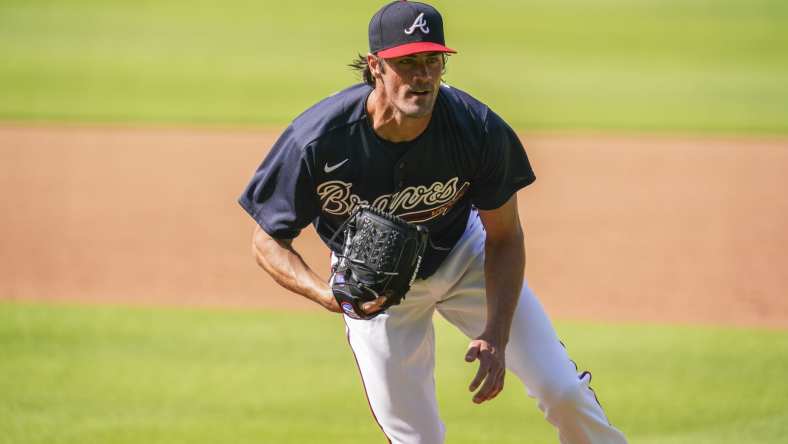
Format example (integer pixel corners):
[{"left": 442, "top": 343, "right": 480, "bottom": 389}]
[
  {"left": 470, "top": 111, "right": 536, "bottom": 210},
  {"left": 238, "top": 126, "right": 319, "bottom": 239}
]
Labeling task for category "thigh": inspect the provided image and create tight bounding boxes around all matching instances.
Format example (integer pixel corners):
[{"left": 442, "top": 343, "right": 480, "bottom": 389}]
[
  {"left": 344, "top": 281, "right": 446, "bottom": 444},
  {"left": 437, "top": 275, "right": 579, "bottom": 399},
  {"left": 501, "top": 284, "right": 582, "bottom": 397}
]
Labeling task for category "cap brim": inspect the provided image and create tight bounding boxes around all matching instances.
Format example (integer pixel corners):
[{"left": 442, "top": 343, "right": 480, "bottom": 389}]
[{"left": 377, "top": 42, "right": 457, "bottom": 58}]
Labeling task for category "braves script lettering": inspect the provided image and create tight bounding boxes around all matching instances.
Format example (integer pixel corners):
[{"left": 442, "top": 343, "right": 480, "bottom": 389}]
[{"left": 317, "top": 177, "right": 469, "bottom": 221}]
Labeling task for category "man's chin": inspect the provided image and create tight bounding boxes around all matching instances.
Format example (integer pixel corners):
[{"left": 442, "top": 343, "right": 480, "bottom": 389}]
[{"left": 399, "top": 103, "right": 435, "bottom": 119}]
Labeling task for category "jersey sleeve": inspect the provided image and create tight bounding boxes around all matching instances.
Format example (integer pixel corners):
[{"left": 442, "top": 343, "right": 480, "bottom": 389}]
[
  {"left": 469, "top": 110, "right": 536, "bottom": 210},
  {"left": 237, "top": 126, "right": 319, "bottom": 239}
]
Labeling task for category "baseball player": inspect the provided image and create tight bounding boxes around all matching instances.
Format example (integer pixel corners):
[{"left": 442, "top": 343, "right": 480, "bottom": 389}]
[{"left": 239, "top": 1, "right": 628, "bottom": 443}]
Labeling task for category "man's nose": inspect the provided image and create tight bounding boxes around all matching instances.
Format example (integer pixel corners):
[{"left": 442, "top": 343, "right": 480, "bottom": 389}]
[{"left": 412, "top": 62, "right": 432, "bottom": 81}]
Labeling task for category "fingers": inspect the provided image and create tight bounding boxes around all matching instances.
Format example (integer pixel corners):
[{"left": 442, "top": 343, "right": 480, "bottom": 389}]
[
  {"left": 468, "top": 358, "right": 488, "bottom": 392},
  {"left": 361, "top": 296, "right": 387, "bottom": 314},
  {"left": 465, "top": 344, "right": 479, "bottom": 362},
  {"left": 465, "top": 340, "right": 506, "bottom": 404},
  {"left": 473, "top": 367, "right": 505, "bottom": 404},
  {"left": 466, "top": 343, "right": 485, "bottom": 392}
]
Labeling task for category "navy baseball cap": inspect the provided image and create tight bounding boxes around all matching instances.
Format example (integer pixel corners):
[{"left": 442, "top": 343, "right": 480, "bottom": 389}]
[{"left": 369, "top": 1, "right": 457, "bottom": 58}]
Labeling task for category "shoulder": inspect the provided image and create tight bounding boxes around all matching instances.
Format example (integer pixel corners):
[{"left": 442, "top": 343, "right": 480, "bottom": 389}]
[
  {"left": 436, "top": 84, "right": 492, "bottom": 128},
  {"left": 288, "top": 83, "right": 372, "bottom": 148},
  {"left": 435, "top": 84, "right": 516, "bottom": 149},
  {"left": 442, "top": 85, "right": 518, "bottom": 136}
]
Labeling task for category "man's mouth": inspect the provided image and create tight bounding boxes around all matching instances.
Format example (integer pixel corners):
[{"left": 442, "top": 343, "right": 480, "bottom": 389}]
[{"left": 409, "top": 89, "right": 431, "bottom": 97}]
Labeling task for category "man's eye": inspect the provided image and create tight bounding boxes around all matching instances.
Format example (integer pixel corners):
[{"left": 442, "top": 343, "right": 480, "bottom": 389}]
[
  {"left": 398, "top": 59, "right": 414, "bottom": 65},
  {"left": 426, "top": 57, "right": 440, "bottom": 64}
]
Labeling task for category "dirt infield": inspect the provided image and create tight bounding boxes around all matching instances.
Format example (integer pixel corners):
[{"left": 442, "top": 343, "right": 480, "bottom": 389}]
[{"left": 1, "top": 125, "right": 787, "bottom": 328}]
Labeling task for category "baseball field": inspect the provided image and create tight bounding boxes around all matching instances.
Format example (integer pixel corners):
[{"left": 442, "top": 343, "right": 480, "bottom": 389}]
[{"left": 2, "top": 1, "right": 788, "bottom": 443}]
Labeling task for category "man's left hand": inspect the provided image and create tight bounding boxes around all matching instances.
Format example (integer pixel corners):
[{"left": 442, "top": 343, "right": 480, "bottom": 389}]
[{"left": 465, "top": 336, "right": 506, "bottom": 404}]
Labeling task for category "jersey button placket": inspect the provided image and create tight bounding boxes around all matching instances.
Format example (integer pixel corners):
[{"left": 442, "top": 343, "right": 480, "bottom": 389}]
[{"left": 395, "top": 161, "right": 406, "bottom": 190}]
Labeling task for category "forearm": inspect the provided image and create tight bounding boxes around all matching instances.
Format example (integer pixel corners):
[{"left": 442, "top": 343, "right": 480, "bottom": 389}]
[
  {"left": 482, "top": 231, "right": 525, "bottom": 345},
  {"left": 252, "top": 227, "right": 334, "bottom": 310}
]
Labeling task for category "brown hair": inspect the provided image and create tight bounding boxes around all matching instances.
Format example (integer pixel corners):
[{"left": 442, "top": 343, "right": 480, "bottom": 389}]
[
  {"left": 348, "top": 53, "right": 448, "bottom": 87},
  {"left": 348, "top": 54, "right": 378, "bottom": 87}
]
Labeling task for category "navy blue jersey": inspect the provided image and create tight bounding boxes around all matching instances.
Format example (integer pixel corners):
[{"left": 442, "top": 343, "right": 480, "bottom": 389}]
[{"left": 239, "top": 83, "right": 535, "bottom": 278}]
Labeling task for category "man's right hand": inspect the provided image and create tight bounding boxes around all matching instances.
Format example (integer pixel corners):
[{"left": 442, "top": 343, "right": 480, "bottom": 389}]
[{"left": 328, "top": 285, "right": 389, "bottom": 318}]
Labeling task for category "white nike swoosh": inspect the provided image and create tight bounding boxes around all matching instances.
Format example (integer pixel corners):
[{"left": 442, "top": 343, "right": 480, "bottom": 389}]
[{"left": 324, "top": 159, "right": 349, "bottom": 173}]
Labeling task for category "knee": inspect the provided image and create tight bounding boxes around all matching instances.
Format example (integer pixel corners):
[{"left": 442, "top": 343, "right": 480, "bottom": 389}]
[
  {"left": 537, "top": 373, "right": 595, "bottom": 418},
  {"left": 533, "top": 374, "right": 625, "bottom": 443}
]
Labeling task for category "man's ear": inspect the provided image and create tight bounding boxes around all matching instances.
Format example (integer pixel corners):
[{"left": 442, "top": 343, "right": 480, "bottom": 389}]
[{"left": 367, "top": 53, "right": 383, "bottom": 79}]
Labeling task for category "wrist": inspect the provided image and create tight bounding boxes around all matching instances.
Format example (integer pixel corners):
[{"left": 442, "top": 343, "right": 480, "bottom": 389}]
[
  {"left": 480, "top": 326, "right": 510, "bottom": 347},
  {"left": 318, "top": 286, "right": 339, "bottom": 310}
]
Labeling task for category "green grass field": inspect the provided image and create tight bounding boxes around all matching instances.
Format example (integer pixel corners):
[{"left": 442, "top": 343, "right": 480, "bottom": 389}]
[
  {"left": 3, "top": 1, "right": 786, "bottom": 442},
  {"left": 1, "top": 301, "right": 786, "bottom": 444},
  {"left": 1, "top": 0, "right": 787, "bottom": 133}
]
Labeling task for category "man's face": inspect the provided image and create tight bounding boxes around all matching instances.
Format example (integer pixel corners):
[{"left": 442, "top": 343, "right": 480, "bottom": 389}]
[{"left": 371, "top": 52, "right": 445, "bottom": 118}]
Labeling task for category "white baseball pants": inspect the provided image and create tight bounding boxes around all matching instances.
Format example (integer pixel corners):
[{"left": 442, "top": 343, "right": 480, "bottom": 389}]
[{"left": 342, "top": 212, "right": 628, "bottom": 444}]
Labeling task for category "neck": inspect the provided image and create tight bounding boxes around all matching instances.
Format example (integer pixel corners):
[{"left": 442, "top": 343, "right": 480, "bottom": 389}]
[{"left": 366, "top": 88, "right": 432, "bottom": 143}]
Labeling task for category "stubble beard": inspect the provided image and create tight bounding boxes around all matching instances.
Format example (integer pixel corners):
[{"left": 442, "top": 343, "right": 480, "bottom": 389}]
[{"left": 396, "top": 91, "right": 437, "bottom": 119}]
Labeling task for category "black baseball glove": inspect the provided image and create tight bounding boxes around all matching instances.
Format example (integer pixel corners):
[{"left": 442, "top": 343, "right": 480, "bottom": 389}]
[{"left": 330, "top": 206, "right": 429, "bottom": 320}]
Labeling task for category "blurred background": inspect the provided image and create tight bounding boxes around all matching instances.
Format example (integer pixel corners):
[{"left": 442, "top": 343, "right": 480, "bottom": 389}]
[
  {"left": 2, "top": 0, "right": 786, "bottom": 131},
  {"left": 1, "top": 1, "right": 787, "bottom": 443}
]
